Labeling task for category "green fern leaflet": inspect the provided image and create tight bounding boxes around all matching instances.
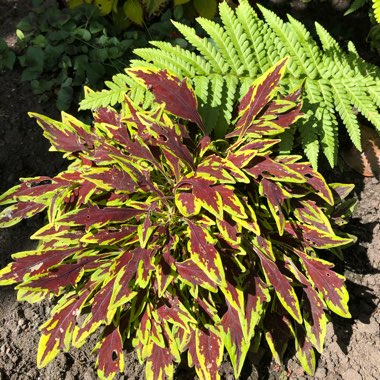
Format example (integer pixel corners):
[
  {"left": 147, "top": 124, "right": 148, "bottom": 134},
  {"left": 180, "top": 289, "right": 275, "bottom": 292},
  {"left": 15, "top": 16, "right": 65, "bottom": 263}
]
[{"left": 81, "top": 0, "right": 380, "bottom": 168}]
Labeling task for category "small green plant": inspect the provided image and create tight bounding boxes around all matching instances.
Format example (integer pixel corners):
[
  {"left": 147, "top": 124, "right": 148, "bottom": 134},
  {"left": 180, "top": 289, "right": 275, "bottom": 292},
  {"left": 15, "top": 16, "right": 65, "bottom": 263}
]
[
  {"left": 0, "top": 60, "right": 354, "bottom": 379},
  {"left": 0, "top": 38, "right": 16, "bottom": 71},
  {"left": 69, "top": 0, "right": 218, "bottom": 24},
  {"left": 82, "top": 0, "right": 380, "bottom": 168},
  {"left": 15, "top": 0, "right": 187, "bottom": 111}
]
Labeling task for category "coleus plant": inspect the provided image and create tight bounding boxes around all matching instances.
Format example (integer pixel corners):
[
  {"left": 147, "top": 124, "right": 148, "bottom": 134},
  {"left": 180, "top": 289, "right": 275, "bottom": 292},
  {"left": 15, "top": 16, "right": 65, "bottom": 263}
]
[{"left": 0, "top": 58, "right": 354, "bottom": 379}]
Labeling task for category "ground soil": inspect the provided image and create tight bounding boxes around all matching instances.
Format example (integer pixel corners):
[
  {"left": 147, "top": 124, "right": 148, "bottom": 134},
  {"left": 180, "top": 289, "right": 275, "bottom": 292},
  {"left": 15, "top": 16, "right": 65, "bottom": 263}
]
[{"left": 0, "top": 1, "right": 379, "bottom": 379}]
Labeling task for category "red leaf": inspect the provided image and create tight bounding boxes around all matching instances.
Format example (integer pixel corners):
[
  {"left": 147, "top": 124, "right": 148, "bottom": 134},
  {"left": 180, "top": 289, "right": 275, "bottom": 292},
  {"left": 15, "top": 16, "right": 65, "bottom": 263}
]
[
  {"left": 254, "top": 249, "right": 302, "bottom": 323},
  {"left": 0, "top": 201, "right": 46, "bottom": 226},
  {"left": 296, "top": 251, "right": 350, "bottom": 317},
  {"left": 21, "top": 255, "right": 105, "bottom": 295},
  {"left": 82, "top": 225, "right": 137, "bottom": 245},
  {"left": 176, "top": 259, "right": 218, "bottom": 292},
  {"left": 38, "top": 283, "right": 95, "bottom": 367},
  {"left": 234, "top": 58, "right": 288, "bottom": 136},
  {"left": 94, "top": 108, "right": 122, "bottom": 126},
  {"left": 220, "top": 303, "right": 247, "bottom": 376},
  {"left": 131, "top": 69, "right": 205, "bottom": 133},
  {"left": 149, "top": 123, "right": 195, "bottom": 169},
  {"left": 261, "top": 179, "right": 287, "bottom": 234},
  {"left": 59, "top": 205, "right": 146, "bottom": 230},
  {"left": 146, "top": 343, "right": 175, "bottom": 380},
  {"left": 83, "top": 167, "right": 137, "bottom": 192},
  {"left": 97, "top": 323, "right": 125, "bottom": 379},
  {"left": 286, "top": 162, "right": 334, "bottom": 205},
  {"left": 0, "top": 247, "right": 82, "bottom": 283},
  {"left": 245, "top": 155, "right": 305, "bottom": 183},
  {"left": 187, "top": 221, "right": 225, "bottom": 286},
  {"left": 264, "top": 313, "right": 292, "bottom": 363},
  {"left": 284, "top": 220, "right": 352, "bottom": 249},
  {"left": 284, "top": 257, "right": 326, "bottom": 353},
  {"left": 112, "top": 248, "right": 154, "bottom": 307},
  {"left": 188, "top": 328, "right": 223, "bottom": 380},
  {"left": 74, "top": 277, "right": 118, "bottom": 345}
]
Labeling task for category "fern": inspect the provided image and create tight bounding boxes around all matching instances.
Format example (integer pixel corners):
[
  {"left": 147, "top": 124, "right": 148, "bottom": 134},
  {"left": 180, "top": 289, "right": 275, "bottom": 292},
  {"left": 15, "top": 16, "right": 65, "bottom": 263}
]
[
  {"left": 374, "top": 0, "right": 380, "bottom": 23},
  {"left": 80, "top": 0, "right": 380, "bottom": 168}
]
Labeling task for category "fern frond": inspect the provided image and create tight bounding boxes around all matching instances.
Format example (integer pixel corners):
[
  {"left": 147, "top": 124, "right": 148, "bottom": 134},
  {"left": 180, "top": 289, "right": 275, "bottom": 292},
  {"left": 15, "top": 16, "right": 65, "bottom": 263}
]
[
  {"left": 234, "top": 1, "right": 271, "bottom": 73},
  {"left": 373, "top": 0, "right": 380, "bottom": 23},
  {"left": 172, "top": 20, "right": 228, "bottom": 74},
  {"left": 299, "top": 112, "right": 320, "bottom": 168},
  {"left": 343, "top": 80, "right": 380, "bottom": 132},
  {"left": 330, "top": 80, "right": 362, "bottom": 150},
  {"left": 258, "top": 5, "right": 312, "bottom": 77},
  {"left": 219, "top": 1, "right": 257, "bottom": 77},
  {"left": 317, "top": 80, "right": 339, "bottom": 167},
  {"left": 79, "top": 73, "right": 132, "bottom": 110},
  {"left": 149, "top": 41, "right": 211, "bottom": 74},
  {"left": 196, "top": 18, "right": 243, "bottom": 75}
]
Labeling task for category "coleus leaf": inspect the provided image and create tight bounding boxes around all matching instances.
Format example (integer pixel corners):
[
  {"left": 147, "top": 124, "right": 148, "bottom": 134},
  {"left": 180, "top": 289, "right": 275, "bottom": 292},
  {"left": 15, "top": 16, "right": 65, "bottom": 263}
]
[
  {"left": 196, "top": 155, "right": 236, "bottom": 184},
  {"left": 214, "top": 185, "right": 247, "bottom": 219},
  {"left": 175, "top": 259, "right": 218, "bottom": 293},
  {"left": 111, "top": 248, "right": 154, "bottom": 309},
  {"left": 129, "top": 68, "right": 205, "bottom": 133},
  {"left": 156, "top": 296, "right": 197, "bottom": 333},
  {"left": 187, "top": 221, "right": 226, "bottom": 287},
  {"left": 0, "top": 176, "right": 57, "bottom": 205},
  {"left": 73, "top": 276, "right": 119, "bottom": 347},
  {"left": 0, "top": 201, "right": 46, "bottom": 227},
  {"left": 58, "top": 205, "right": 146, "bottom": 231},
  {"left": 245, "top": 155, "right": 306, "bottom": 183},
  {"left": 188, "top": 327, "right": 224, "bottom": 380},
  {"left": 254, "top": 249, "right": 302, "bottom": 324},
  {"left": 220, "top": 303, "right": 249, "bottom": 379},
  {"left": 0, "top": 247, "right": 83, "bottom": 285},
  {"left": 264, "top": 313, "right": 292, "bottom": 364},
  {"left": 183, "top": 178, "right": 224, "bottom": 219},
  {"left": 245, "top": 275, "right": 271, "bottom": 341},
  {"left": 285, "top": 162, "right": 334, "bottom": 205},
  {"left": 284, "top": 256, "right": 327, "bottom": 353},
  {"left": 284, "top": 220, "right": 352, "bottom": 249},
  {"left": 296, "top": 250, "right": 351, "bottom": 318},
  {"left": 259, "top": 178, "right": 288, "bottom": 235},
  {"left": 145, "top": 342, "right": 175, "bottom": 380},
  {"left": 175, "top": 191, "right": 201, "bottom": 217},
  {"left": 293, "top": 326, "right": 316, "bottom": 376},
  {"left": 30, "top": 112, "right": 94, "bottom": 153},
  {"left": 80, "top": 225, "right": 137, "bottom": 245},
  {"left": 226, "top": 139, "right": 280, "bottom": 167},
  {"left": 82, "top": 166, "right": 137, "bottom": 192},
  {"left": 293, "top": 199, "right": 334, "bottom": 234},
  {"left": 95, "top": 321, "right": 125, "bottom": 380},
  {"left": 234, "top": 57, "right": 288, "bottom": 138},
  {"left": 16, "top": 254, "right": 107, "bottom": 302},
  {"left": 37, "top": 283, "right": 95, "bottom": 368}
]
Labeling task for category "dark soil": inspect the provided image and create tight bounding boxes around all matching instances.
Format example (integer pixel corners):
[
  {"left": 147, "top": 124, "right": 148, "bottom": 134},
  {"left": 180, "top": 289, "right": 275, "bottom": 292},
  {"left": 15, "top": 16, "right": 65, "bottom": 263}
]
[{"left": 0, "top": 1, "right": 379, "bottom": 379}]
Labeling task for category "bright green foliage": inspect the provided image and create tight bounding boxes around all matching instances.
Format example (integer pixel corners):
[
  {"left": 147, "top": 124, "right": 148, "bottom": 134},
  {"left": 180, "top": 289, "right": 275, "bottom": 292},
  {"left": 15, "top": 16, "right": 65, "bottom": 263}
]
[
  {"left": 81, "top": 0, "right": 380, "bottom": 168},
  {"left": 373, "top": 0, "right": 380, "bottom": 22},
  {"left": 0, "top": 60, "right": 354, "bottom": 379}
]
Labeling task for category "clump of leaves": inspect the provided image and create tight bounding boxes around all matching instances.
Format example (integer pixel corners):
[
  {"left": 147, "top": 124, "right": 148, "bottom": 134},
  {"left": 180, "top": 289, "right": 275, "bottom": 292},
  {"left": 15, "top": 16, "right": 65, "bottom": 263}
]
[
  {"left": 0, "top": 60, "right": 354, "bottom": 379},
  {"left": 68, "top": 0, "right": 218, "bottom": 25},
  {"left": 16, "top": 0, "right": 131, "bottom": 110},
  {"left": 0, "top": 38, "right": 16, "bottom": 71},
  {"left": 15, "top": 0, "right": 187, "bottom": 111}
]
